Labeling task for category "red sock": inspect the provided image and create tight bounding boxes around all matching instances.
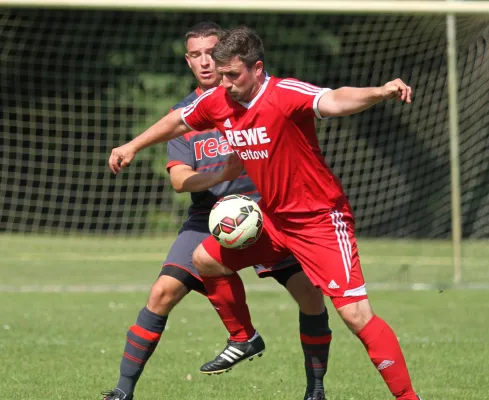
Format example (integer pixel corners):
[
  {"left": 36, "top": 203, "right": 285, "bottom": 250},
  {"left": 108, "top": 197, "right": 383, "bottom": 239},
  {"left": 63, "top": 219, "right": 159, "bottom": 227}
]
[
  {"left": 201, "top": 274, "right": 255, "bottom": 342},
  {"left": 357, "top": 315, "right": 417, "bottom": 399}
]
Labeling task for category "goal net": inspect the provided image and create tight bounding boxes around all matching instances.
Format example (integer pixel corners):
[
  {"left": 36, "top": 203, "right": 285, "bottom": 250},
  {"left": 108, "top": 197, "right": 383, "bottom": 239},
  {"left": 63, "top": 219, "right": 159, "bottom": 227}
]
[{"left": 1, "top": 8, "right": 488, "bottom": 284}]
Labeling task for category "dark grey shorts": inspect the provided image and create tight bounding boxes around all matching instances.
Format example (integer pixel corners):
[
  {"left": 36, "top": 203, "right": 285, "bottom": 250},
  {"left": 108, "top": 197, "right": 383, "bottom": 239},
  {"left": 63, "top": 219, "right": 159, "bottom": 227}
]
[{"left": 160, "top": 224, "right": 302, "bottom": 292}]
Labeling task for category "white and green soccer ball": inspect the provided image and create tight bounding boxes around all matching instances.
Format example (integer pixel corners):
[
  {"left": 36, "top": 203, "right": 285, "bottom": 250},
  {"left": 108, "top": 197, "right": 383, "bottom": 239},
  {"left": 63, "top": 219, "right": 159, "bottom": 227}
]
[{"left": 209, "top": 194, "right": 263, "bottom": 249}]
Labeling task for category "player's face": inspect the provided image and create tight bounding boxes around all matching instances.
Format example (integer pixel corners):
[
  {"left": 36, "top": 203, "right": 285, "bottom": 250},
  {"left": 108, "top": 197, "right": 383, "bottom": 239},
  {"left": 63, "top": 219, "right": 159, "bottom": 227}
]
[
  {"left": 217, "top": 57, "right": 264, "bottom": 103},
  {"left": 185, "top": 36, "right": 221, "bottom": 90}
]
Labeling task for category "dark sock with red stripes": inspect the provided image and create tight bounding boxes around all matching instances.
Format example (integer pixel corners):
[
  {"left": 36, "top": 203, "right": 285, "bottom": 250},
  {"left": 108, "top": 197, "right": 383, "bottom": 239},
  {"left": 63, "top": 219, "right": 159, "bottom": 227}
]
[
  {"left": 300, "top": 310, "right": 332, "bottom": 396},
  {"left": 116, "top": 307, "right": 167, "bottom": 397},
  {"left": 200, "top": 274, "right": 255, "bottom": 342},
  {"left": 357, "top": 315, "right": 417, "bottom": 399}
]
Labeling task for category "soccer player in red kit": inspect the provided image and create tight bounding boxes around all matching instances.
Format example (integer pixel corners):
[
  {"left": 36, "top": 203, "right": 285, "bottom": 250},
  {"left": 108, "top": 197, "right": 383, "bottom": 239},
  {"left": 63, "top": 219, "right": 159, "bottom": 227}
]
[
  {"left": 103, "top": 23, "right": 331, "bottom": 400},
  {"left": 109, "top": 27, "right": 422, "bottom": 399}
]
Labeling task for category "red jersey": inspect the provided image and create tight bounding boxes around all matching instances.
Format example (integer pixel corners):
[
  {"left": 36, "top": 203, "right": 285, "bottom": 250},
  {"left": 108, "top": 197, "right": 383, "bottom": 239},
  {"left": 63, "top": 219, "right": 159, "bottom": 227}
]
[{"left": 181, "top": 76, "right": 347, "bottom": 221}]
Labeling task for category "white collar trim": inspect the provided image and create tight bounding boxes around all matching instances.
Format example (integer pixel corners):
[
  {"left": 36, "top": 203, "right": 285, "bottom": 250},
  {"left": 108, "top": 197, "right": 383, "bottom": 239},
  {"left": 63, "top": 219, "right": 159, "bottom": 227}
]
[{"left": 238, "top": 74, "right": 270, "bottom": 109}]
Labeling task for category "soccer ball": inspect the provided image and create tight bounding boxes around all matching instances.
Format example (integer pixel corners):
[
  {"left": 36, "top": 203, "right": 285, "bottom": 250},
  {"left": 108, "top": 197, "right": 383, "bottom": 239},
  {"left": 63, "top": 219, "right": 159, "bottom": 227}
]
[{"left": 209, "top": 194, "right": 263, "bottom": 249}]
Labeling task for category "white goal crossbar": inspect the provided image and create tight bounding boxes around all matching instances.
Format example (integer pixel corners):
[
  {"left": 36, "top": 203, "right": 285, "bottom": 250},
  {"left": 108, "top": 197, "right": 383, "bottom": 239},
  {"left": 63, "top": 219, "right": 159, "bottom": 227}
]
[{"left": 1, "top": 0, "right": 489, "bottom": 15}]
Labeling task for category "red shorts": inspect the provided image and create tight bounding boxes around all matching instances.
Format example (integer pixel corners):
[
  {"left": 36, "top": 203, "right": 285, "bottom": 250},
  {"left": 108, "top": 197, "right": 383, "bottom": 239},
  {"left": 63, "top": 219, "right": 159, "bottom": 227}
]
[{"left": 201, "top": 200, "right": 368, "bottom": 309}]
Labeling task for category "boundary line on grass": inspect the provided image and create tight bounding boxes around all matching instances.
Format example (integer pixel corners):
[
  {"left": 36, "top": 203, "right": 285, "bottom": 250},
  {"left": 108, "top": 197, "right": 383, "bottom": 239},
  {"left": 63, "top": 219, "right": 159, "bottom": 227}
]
[{"left": 1, "top": 282, "right": 489, "bottom": 293}]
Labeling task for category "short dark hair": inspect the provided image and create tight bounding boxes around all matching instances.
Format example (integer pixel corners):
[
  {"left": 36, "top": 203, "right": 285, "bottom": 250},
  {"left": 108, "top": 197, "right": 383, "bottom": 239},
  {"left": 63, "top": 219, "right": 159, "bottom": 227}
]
[
  {"left": 185, "top": 21, "right": 224, "bottom": 44},
  {"left": 212, "top": 26, "right": 265, "bottom": 68}
]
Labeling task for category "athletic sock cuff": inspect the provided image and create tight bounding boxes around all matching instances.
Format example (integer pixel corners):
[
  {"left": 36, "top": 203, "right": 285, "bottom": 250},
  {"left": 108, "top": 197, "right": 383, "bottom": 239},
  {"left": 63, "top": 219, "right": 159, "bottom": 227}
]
[
  {"left": 135, "top": 307, "right": 168, "bottom": 334},
  {"left": 356, "top": 314, "right": 386, "bottom": 345},
  {"left": 203, "top": 274, "right": 241, "bottom": 287},
  {"left": 299, "top": 310, "right": 332, "bottom": 336}
]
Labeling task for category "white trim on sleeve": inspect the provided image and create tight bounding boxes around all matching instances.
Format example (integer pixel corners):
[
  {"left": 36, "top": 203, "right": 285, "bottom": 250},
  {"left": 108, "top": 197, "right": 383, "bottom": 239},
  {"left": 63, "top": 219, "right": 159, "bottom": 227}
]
[
  {"left": 313, "top": 88, "right": 332, "bottom": 119},
  {"left": 180, "top": 109, "right": 198, "bottom": 131},
  {"left": 180, "top": 87, "right": 217, "bottom": 130}
]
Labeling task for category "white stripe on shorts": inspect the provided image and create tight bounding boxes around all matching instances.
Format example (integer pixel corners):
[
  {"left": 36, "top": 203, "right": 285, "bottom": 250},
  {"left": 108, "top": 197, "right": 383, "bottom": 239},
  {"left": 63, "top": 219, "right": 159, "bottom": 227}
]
[
  {"left": 344, "top": 284, "right": 367, "bottom": 297},
  {"left": 337, "top": 211, "right": 352, "bottom": 263},
  {"left": 331, "top": 211, "right": 352, "bottom": 283}
]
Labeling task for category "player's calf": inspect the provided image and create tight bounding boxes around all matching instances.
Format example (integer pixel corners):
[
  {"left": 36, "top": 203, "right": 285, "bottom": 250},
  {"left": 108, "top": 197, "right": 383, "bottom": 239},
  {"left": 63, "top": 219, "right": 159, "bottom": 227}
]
[
  {"left": 335, "top": 298, "right": 418, "bottom": 399},
  {"left": 283, "top": 271, "right": 330, "bottom": 399},
  {"left": 299, "top": 310, "right": 331, "bottom": 400},
  {"left": 103, "top": 272, "right": 200, "bottom": 399}
]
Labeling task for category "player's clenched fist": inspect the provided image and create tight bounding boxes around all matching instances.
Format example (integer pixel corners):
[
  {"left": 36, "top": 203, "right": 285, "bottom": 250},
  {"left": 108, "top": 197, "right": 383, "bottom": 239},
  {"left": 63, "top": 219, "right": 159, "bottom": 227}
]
[
  {"left": 108, "top": 143, "right": 137, "bottom": 174},
  {"left": 381, "top": 78, "right": 412, "bottom": 103},
  {"left": 218, "top": 152, "right": 244, "bottom": 182}
]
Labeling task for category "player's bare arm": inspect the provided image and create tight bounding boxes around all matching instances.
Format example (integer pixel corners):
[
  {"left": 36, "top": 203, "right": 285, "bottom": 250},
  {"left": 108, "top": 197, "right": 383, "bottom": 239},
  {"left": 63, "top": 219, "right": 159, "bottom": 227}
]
[
  {"left": 317, "top": 78, "right": 412, "bottom": 117},
  {"left": 170, "top": 152, "right": 244, "bottom": 193},
  {"left": 108, "top": 109, "right": 190, "bottom": 174}
]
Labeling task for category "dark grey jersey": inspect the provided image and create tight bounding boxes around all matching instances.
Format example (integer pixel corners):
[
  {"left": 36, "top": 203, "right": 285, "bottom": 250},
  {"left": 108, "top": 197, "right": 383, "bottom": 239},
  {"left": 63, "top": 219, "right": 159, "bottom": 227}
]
[{"left": 167, "top": 89, "right": 258, "bottom": 223}]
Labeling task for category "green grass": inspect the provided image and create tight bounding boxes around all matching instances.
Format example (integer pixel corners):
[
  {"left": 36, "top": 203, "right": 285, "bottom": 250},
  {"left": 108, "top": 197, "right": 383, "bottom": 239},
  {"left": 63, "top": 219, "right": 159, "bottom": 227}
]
[{"left": 0, "top": 234, "right": 488, "bottom": 399}]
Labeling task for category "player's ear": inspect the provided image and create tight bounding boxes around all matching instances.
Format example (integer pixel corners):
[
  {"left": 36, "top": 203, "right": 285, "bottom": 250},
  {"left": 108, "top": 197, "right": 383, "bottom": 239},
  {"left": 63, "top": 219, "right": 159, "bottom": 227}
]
[
  {"left": 185, "top": 53, "right": 192, "bottom": 69},
  {"left": 253, "top": 60, "right": 264, "bottom": 76}
]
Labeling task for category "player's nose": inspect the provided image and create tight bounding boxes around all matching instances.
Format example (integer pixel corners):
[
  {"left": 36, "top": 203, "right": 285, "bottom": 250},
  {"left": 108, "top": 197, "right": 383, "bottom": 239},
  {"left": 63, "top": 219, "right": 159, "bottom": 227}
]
[
  {"left": 221, "top": 78, "right": 232, "bottom": 90},
  {"left": 200, "top": 53, "right": 211, "bottom": 67}
]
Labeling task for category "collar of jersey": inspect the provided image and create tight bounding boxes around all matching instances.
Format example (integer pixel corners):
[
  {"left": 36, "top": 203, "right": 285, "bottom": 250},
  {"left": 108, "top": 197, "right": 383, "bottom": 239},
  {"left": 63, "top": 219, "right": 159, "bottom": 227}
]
[{"left": 238, "top": 73, "right": 270, "bottom": 109}]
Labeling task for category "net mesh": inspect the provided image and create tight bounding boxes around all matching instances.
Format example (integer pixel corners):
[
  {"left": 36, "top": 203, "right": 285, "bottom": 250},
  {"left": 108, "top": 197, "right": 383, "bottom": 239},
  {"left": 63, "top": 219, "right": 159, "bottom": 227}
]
[{"left": 1, "top": 9, "right": 489, "bottom": 243}]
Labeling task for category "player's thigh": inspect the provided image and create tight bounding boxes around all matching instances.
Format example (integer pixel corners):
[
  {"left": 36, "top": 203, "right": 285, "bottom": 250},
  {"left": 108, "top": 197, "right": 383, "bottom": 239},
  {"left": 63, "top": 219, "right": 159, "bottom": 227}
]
[
  {"left": 159, "top": 228, "right": 208, "bottom": 295},
  {"left": 285, "top": 209, "right": 367, "bottom": 307},
  {"left": 200, "top": 216, "right": 289, "bottom": 273},
  {"left": 285, "top": 271, "right": 325, "bottom": 315},
  {"left": 254, "top": 257, "right": 324, "bottom": 314}
]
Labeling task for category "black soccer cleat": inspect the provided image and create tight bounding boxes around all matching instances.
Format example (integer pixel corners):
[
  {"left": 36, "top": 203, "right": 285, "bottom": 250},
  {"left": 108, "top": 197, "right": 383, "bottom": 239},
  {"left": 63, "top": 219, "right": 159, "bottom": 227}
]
[
  {"left": 304, "top": 392, "right": 326, "bottom": 400},
  {"left": 200, "top": 332, "right": 265, "bottom": 375},
  {"left": 101, "top": 389, "right": 133, "bottom": 400}
]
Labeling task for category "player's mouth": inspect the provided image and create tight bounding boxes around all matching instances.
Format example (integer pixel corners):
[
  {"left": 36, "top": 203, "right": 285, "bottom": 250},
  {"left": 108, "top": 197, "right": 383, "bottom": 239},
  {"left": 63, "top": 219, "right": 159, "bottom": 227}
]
[{"left": 200, "top": 71, "right": 213, "bottom": 79}]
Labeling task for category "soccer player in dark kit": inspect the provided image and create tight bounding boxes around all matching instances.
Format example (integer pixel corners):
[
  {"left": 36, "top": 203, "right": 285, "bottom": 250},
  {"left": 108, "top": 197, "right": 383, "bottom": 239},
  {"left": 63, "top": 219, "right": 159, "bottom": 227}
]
[{"left": 103, "top": 23, "right": 332, "bottom": 400}]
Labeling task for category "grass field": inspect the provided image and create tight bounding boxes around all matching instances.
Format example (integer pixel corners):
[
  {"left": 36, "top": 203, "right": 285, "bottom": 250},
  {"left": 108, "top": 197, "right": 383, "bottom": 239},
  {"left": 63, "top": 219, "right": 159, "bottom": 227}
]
[{"left": 1, "top": 234, "right": 488, "bottom": 400}]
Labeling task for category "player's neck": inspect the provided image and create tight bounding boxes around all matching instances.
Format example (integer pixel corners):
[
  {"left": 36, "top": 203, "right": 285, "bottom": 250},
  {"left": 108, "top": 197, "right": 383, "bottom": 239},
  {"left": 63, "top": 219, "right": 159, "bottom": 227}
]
[
  {"left": 198, "top": 85, "right": 214, "bottom": 94},
  {"left": 243, "top": 75, "right": 266, "bottom": 103}
]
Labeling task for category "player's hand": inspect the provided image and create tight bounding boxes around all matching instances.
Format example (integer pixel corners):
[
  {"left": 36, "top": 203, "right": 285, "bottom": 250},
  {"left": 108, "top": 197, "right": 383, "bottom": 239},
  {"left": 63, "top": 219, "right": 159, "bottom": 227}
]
[
  {"left": 381, "top": 78, "right": 412, "bottom": 103},
  {"left": 108, "top": 143, "right": 137, "bottom": 174},
  {"left": 219, "top": 152, "right": 244, "bottom": 182}
]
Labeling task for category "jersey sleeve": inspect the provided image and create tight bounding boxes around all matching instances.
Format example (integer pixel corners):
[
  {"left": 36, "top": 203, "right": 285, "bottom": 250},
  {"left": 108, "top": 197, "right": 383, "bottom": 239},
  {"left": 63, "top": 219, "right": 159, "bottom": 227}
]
[
  {"left": 166, "top": 136, "right": 194, "bottom": 172},
  {"left": 181, "top": 88, "right": 216, "bottom": 132},
  {"left": 276, "top": 78, "right": 331, "bottom": 120}
]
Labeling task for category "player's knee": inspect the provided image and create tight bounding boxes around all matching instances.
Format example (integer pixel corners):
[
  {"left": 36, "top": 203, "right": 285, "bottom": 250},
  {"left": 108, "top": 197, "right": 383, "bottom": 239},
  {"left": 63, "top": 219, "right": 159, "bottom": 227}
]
[
  {"left": 192, "top": 245, "right": 228, "bottom": 276},
  {"left": 294, "top": 286, "right": 325, "bottom": 315},
  {"left": 286, "top": 272, "right": 325, "bottom": 315},
  {"left": 147, "top": 276, "right": 188, "bottom": 315},
  {"left": 336, "top": 298, "right": 373, "bottom": 334},
  {"left": 303, "top": 286, "right": 326, "bottom": 314},
  {"left": 192, "top": 245, "right": 209, "bottom": 274}
]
